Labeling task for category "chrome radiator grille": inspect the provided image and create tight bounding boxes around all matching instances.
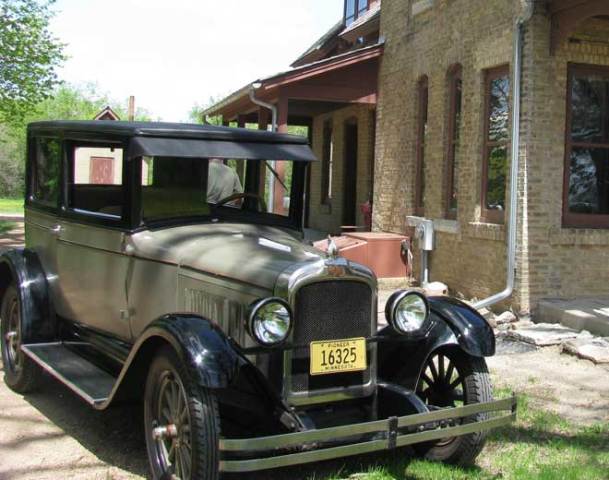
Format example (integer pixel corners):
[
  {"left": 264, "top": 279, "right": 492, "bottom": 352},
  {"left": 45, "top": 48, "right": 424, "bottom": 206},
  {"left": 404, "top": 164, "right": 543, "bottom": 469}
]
[{"left": 290, "top": 281, "right": 373, "bottom": 394}]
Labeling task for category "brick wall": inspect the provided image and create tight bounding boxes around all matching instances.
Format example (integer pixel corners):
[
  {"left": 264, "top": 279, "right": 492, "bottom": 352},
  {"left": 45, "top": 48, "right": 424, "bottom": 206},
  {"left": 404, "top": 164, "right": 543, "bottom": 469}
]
[
  {"left": 309, "top": 104, "right": 376, "bottom": 233},
  {"left": 520, "top": 15, "right": 609, "bottom": 311},
  {"left": 373, "top": 0, "right": 609, "bottom": 313}
]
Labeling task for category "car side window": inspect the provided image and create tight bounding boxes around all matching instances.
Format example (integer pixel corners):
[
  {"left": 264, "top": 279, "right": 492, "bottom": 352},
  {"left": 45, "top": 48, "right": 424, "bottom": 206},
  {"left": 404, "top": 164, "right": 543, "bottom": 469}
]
[
  {"left": 32, "top": 137, "right": 61, "bottom": 207},
  {"left": 68, "top": 144, "right": 125, "bottom": 219}
]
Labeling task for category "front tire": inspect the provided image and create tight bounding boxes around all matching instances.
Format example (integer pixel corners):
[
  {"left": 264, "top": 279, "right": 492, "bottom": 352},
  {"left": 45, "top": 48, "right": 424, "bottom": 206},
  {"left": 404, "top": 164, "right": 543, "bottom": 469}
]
[
  {"left": 414, "top": 349, "right": 493, "bottom": 466},
  {"left": 144, "top": 346, "right": 220, "bottom": 480},
  {"left": 1, "top": 285, "right": 41, "bottom": 393}
]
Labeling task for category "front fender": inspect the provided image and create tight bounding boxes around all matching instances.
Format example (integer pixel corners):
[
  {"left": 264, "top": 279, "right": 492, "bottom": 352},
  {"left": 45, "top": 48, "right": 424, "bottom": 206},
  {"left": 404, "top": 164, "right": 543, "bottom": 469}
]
[
  {"left": 138, "top": 314, "right": 243, "bottom": 389},
  {"left": 428, "top": 296, "right": 495, "bottom": 357},
  {"left": 0, "top": 249, "right": 55, "bottom": 343},
  {"left": 377, "top": 296, "right": 495, "bottom": 391}
]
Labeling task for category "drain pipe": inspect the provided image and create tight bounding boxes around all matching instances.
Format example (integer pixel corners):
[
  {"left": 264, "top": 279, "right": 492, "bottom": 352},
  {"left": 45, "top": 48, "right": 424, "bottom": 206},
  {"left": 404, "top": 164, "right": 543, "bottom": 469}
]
[
  {"left": 249, "top": 82, "right": 277, "bottom": 132},
  {"left": 473, "top": 1, "right": 534, "bottom": 311}
]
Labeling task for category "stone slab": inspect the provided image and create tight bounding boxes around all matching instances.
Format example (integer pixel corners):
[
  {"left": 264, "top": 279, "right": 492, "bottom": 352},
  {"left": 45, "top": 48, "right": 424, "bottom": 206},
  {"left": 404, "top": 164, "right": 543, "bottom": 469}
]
[
  {"left": 562, "top": 337, "right": 609, "bottom": 364},
  {"left": 537, "top": 298, "right": 609, "bottom": 337},
  {"left": 505, "top": 323, "right": 591, "bottom": 346}
]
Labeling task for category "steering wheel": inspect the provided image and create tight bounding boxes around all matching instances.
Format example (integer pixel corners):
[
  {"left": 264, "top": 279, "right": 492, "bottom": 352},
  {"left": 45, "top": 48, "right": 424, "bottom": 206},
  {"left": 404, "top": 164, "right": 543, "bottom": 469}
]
[{"left": 214, "top": 192, "right": 267, "bottom": 212}]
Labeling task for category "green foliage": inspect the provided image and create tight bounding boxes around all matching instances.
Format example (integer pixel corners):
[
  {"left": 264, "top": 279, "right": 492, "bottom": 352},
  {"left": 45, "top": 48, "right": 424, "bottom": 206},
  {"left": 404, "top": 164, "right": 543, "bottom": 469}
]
[
  {"left": 0, "top": 0, "right": 65, "bottom": 122},
  {"left": 189, "top": 97, "right": 223, "bottom": 125},
  {"left": 0, "top": 83, "right": 152, "bottom": 197}
]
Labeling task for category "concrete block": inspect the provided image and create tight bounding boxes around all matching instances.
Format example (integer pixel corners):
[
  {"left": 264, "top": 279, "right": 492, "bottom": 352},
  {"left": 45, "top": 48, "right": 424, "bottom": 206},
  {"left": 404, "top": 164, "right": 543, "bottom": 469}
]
[
  {"left": 505, "top": 323, "right": 590, "bottom": 347},
  {"left": 562, "top": 337, "right": 609, "bottom": 364}
]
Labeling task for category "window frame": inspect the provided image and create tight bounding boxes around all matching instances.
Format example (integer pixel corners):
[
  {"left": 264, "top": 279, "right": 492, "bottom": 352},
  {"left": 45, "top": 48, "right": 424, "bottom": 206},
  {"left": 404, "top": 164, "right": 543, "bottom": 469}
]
[
  {"left": 481, "top": 65, "right": 511, "bottom": 225},
  {"left": 27, "top": 135, "right": 63, "bottom": 214},
  {"left": 344, "top": 0, "right": 370, "bottom": 26},
  {"left": 563, "top": 63, "right": 609, "bottom": 229},
  {"left": 321, "top": 120, "right": 334, "bottom": 206},
  {"left": 61, "top": 138, "right": 133, "bottom": 229},
  {"left": 415, "top": 75, "right": 429, "bottom": 217},
  {"left": 445, "top": 64, "right": 463, "bottom": 220}
]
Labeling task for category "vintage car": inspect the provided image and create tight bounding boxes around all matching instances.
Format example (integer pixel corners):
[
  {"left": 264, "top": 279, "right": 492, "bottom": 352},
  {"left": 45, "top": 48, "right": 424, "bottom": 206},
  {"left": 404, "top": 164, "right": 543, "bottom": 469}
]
[{"left": 0, "top": 121, "right": 515, "bottom": 480}]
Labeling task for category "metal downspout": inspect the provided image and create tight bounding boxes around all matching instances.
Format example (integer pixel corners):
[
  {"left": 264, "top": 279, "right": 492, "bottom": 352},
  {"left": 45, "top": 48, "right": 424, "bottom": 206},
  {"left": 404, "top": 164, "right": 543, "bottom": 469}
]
[
  {"left": 473, "top": 1, "right": 534, "bottom": 311},
  {"left": 249, "top": 83, "right": 278, "bottom": 132}
]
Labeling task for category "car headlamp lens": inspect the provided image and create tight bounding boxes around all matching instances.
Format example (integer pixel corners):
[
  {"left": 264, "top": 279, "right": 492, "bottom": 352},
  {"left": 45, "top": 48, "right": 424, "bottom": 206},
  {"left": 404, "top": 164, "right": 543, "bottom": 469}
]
[
  {"left": 249, "top": 299, "right": 292, "bottom": 346},
  {"left": 386, "top": 291, "right": 430, "bottom": 335}
]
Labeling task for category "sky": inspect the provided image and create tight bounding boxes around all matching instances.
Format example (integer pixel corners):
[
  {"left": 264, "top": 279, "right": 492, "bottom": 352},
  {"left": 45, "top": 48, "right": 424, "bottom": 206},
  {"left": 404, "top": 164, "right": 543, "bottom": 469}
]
[{"left": 50, "top": 0, "right": 344, "bottom": 121}]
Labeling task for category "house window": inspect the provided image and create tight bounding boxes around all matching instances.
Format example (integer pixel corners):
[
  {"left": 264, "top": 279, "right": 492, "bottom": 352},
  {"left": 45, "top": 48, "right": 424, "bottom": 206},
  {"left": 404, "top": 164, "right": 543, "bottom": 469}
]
[
  {"left": 345, "top": 0, "right": 369, "bottom": 26},
  {"left": 321, "top": 121, "right": 334, "bottom": 205},
  {"left": 482, "top": 65, "right": 510, "bottom": 224},
  {"left": 445, "top": 65, "right": 462, "bottom": 219},
  {"left": 564, "top": 64, "right": 609, "bottom": 228},
  {"left": 415, "top": 76, "right": 429, "bottom": 216}
]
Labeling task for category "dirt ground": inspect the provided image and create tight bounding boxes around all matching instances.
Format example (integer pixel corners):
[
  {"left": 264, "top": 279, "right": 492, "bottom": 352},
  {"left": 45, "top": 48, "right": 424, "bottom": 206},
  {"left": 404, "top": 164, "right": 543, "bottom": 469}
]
[
  {"left": 488, "top": 339, "right": 609, "bottom": 425},
  {"left": 1, "top": 339, "right": 608, "bottom": 480}
]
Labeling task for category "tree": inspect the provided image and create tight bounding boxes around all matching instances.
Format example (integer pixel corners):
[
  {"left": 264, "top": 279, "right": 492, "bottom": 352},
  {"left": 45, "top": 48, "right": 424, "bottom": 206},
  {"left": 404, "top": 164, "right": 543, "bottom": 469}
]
[
  {"left": 0, "top": 0, "right": 65, "bottom": 122},
  {"left": 0, "top": 83, "right": 152, "bottom": 197}
]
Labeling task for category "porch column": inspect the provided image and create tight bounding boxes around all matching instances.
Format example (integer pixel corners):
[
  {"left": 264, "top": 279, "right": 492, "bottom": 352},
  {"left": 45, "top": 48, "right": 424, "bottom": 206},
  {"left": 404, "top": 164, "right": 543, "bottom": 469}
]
[
  {"left": 236, "top": 115, "right": 247, "bottom": 182},
  {"left": 257, "top": 108, "right": 270, "bottom": 195},
  {"left": 273, "top": 95, "right": 289, "bottom": 215}
]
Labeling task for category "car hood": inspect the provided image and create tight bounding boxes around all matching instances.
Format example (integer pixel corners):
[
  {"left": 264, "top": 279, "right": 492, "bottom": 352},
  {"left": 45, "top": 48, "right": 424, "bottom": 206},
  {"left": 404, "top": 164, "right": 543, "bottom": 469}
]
[{"left": 130, "top": 223, "right": 324, "bottom": 291}]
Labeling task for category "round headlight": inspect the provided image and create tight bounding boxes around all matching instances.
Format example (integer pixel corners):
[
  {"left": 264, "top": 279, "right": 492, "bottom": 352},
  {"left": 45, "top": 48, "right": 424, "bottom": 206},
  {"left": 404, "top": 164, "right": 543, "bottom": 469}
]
[
  {"left": 385, "top": 290, "right": 430, "bottom": 335},
  {"left": 248, "top": 298, "right": 292, "bottom": 346}
]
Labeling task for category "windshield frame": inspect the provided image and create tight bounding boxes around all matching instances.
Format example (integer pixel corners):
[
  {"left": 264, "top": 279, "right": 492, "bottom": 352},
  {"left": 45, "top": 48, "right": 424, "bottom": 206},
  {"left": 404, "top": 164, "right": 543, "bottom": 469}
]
[{"left": 132, "top": 155, "right": 307, "bottom": 232}]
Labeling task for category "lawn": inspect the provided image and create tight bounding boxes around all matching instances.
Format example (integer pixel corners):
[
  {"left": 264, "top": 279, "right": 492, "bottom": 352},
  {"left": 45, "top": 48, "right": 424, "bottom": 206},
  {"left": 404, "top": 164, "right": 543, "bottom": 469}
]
[
  {"left": 0, "top": 198, "right": 24, "bottom": 215},
  {"left": 0, "top": 220, "right": 16, "bottom": 235},
  {"left": 296, "top": 390, "right": 609, "bottom": 480}
]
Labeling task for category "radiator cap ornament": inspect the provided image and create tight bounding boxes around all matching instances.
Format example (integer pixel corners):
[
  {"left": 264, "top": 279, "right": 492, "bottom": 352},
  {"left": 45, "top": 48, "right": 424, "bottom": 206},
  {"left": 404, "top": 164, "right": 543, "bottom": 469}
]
[{"left": 327, "top": 235, "right": 339, "bottom": 259}]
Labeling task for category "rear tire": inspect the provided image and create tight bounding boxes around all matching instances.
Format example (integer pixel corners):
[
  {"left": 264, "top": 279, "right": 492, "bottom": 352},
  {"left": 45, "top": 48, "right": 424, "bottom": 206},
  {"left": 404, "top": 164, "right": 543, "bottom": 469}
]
[
  {"left": 1, "top": 285, "right": 41, "bottom": 393},
  {"left": 144, "top": 346, "right": 220, "bottom": 480},
  {"left": 413, "top": 350, "right": 493, "bottom": 466}
]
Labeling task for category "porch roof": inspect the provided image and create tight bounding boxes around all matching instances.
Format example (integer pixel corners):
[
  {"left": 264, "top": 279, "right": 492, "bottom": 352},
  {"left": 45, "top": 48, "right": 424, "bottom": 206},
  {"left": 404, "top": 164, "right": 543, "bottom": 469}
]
[
  {"left": 201, "top": 42, "right": 383, "bottom": 124},
  {"left": 548, "top": 0, "right": 609, "bottom": 53}
]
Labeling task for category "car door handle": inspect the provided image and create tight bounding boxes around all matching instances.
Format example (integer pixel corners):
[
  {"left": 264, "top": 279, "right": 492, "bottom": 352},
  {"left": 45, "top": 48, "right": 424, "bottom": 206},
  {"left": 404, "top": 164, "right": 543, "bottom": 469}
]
[{"left": 50, "top": 225, "right": 63, "bottom": 236}]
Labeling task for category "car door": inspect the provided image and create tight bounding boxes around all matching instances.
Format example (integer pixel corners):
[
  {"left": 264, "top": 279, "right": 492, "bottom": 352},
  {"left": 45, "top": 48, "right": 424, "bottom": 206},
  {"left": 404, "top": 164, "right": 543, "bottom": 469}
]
[{"left": 53, "top": 141, "right": 132, "bottom": 341}]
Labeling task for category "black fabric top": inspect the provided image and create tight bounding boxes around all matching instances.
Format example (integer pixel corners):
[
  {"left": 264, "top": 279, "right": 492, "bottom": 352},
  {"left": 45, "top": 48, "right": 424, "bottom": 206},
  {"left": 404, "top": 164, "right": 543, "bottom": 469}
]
[
  {"left": 28, "top": 120, "right": 316, "bottom": 162},
  {"left": 28, "top": 121, "right": 309, "bottom": 145},
  {"left": 129, "top": 137, "right": 317, "bottom": 162}
]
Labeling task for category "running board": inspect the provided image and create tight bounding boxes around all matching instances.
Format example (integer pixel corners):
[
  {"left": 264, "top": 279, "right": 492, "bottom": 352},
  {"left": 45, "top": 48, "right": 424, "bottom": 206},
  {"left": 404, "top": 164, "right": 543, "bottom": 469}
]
[{"left": 21, "top": 343, "right": 116, "bottom": 407}]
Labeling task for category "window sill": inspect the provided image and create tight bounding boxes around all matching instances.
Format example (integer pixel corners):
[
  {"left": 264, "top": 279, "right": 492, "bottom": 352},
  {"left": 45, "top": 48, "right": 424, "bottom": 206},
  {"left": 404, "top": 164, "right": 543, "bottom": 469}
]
[
  {"left": 548, "top": 227, "right": 609, "bottom": 246},
  {"left": 434, "top": 219, "right": 460, "bottom": 235},
  {"left": 412, "top": 0, "right": 434, "bottom": 16},
  {"left": 465, "top": 222, "right": 505, "bottom": 241}
]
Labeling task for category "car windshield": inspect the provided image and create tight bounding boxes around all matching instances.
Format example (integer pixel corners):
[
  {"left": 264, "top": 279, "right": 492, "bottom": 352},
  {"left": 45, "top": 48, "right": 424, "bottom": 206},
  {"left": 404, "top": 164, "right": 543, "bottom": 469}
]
[{"left": 140, "top": 156, "right": 296, "bottom": 224}]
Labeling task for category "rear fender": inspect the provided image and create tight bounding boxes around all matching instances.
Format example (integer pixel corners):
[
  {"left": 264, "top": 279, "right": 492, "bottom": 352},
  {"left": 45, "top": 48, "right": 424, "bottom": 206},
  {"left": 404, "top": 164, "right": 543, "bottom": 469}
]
[{"left": 0, "top": 249, "right": 55, "bottom": 343}]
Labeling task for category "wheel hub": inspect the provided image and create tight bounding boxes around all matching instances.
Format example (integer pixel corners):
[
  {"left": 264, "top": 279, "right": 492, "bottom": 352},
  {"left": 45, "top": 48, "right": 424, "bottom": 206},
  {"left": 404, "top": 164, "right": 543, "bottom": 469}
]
[{"left": 152, "top": 424, "right": 179, "bottom": 440}]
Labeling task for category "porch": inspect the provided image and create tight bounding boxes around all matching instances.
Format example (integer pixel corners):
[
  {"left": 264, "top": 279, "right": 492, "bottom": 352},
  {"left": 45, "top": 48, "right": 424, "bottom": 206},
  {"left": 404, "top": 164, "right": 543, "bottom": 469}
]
[{"left": 202, "top": 44, "right": 382, "bottom": 234}]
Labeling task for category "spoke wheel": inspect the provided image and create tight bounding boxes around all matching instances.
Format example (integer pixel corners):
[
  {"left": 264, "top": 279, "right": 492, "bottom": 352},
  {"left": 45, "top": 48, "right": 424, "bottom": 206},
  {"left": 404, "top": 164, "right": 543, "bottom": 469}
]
[
  {"left": 1, "top": 285, "right": 40, "bottom": 393},
  {"left": 145, "top": 347, "right": 219, "bottom": 480},
  {"left": 152, "top": 372, "right": 193, "bottom": 479},
  {"left": 414, "top": 350, "right": 493, "bottom": 466},
  {"left": 3, "top": 294, "right": 22, "bottom": 375}
]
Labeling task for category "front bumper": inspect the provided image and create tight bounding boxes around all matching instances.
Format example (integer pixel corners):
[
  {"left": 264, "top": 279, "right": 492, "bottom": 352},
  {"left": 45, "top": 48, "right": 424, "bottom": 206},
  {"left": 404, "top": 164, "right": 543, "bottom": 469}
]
[{"left": 219, "top": 395, "right": 517, "bottom": 473}]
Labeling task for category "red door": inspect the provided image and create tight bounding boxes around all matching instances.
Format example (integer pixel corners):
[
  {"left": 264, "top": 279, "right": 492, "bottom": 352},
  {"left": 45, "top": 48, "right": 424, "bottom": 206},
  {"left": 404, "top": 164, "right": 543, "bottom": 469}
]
[{"left": 89, "top": 156, "right": 114, "bottom": 184}]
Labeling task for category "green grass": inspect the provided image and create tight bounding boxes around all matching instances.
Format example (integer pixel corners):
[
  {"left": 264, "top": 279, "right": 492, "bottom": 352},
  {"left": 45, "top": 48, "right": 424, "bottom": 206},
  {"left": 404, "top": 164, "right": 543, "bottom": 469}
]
[
  {"left": 0, "top": 198, "right": 24, "bottom": 215},
  {"left": 0, "top": 220, "right": 17, "bottom": 235},
  {"left": 295, "top": 390, "right": 609, "bottom": 480}
]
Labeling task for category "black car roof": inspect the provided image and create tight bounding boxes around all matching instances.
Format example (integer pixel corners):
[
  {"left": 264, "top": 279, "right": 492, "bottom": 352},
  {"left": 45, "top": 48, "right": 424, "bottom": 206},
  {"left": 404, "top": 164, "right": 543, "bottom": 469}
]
[{"left": 27, "top": 121, "right": 309, "bottom": 145}]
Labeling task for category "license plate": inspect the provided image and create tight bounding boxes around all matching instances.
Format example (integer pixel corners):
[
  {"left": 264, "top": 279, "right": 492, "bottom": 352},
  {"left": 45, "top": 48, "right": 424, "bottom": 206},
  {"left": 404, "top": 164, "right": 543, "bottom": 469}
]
[{"left": 310, "top": 338, "right": 367, "bottom": 376}]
